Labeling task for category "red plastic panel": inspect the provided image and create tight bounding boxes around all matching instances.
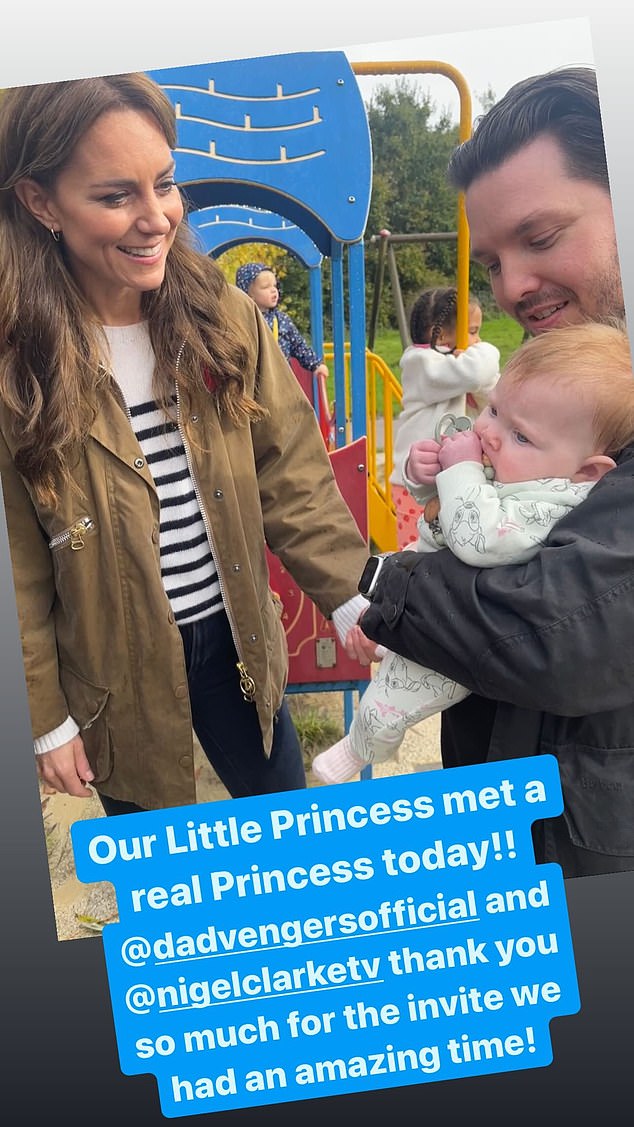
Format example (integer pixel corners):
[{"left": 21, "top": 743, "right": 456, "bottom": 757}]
[{"left": 267, "top": 437, "right": 371, "bottom": 685}]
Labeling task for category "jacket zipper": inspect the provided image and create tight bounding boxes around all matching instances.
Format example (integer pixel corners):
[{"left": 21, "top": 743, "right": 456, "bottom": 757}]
[
  {"left": 49, "top": 517, "right": 96, "bottom": 551},
  {"left": 173, "top": 348, "right": 256, "bottom": 703}
]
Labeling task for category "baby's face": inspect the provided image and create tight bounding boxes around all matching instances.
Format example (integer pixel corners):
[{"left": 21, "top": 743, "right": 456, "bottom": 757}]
[
  {"left": 248, "top": 270, "right": 279, "bottom": 312},
  {"left": 474, "top": 374, "right": 599, "bottom": 484}
]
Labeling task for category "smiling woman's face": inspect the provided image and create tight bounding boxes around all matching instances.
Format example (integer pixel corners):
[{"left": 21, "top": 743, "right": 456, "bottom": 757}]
[
  {"left": 20, "top": 108, "right": 184, "bottom": 325},
  {"left": 466, "top": 133, "right": 624, "bottom": 334}
]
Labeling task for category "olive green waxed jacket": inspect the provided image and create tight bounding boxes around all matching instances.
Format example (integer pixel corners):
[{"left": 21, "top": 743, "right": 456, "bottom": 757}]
[{"left": 0, "top": 287, "right": 368, "bottom": 809}]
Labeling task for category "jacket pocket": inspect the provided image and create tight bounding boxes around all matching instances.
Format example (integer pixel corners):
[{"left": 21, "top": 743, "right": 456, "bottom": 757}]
[
  {"left": 270, "top": 589, "right": 284, "bottom": 620},
  {"left": 263, "top": 592, "right": 289, "bottom": 703},
  {"left": 48, "top": 516, "right": 97, "bottom": 552},
  {"left": 556, "top": 743, "right": 634, "bottom": 856},
  {"left": 59, "top": 664, "right": 114, "bottom": 784}
]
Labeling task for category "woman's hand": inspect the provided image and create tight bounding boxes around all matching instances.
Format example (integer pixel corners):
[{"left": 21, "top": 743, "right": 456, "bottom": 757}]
[
  {"left": 36, "top": 734, "right": 95, "bottom": 798},
  {"left": 344, "top": 623, "right": 382, "bottom": 665}
]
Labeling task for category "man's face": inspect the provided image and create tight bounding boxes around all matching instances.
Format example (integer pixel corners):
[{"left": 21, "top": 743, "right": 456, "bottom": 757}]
[{"left": 466, "top": 134, "right": 624, "bottom": 334}]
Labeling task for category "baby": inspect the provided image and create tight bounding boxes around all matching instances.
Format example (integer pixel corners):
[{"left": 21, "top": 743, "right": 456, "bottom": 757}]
[
  {"left": 313, "top": 321, "right": 634, "bottom": 784},
  {"left": 235, "top": 261, "right": 329, "bottom": 383}
]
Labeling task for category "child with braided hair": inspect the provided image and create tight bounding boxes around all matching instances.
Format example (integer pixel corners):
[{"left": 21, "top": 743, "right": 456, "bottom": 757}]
[
  {"left": 313, "top": 322, "right": 634, "bottom": 785},
  {"left": 390, "top": 286, "right": 500, "bottom": 548}
]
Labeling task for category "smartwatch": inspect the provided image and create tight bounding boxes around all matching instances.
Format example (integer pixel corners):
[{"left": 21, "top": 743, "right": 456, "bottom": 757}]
[{"left": 358, "top": 553, "right": 390, "bottom": 597}]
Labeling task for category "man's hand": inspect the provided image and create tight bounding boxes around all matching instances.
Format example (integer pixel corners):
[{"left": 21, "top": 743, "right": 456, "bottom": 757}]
[
  {"left": 407, "top": 439, "right": 443, "bottom": 485},
  {"left": 36, "top": 735, "right": 95, "bottom": 798},
  {"left": 438, "top": 429, "right": 483, "bottom": 470}
]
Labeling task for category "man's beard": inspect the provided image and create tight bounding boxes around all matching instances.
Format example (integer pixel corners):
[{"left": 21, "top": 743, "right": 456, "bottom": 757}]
[
  {"left": 586, "top": 254, "right": 626, "bottom": 328},
  {"left": 517, "top": 268, "right": 626, "bottom": 335}
]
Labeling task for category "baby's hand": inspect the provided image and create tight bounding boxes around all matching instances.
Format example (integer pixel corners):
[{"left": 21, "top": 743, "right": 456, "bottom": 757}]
[
  {"left": 438, "top": 430, "right": 483, "bottom": 470},
  {"left": 407, "top": 439, "right": 442, "bottom": 485}
]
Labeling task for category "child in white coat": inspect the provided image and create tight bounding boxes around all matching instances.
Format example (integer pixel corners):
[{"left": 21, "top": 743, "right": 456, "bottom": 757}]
[{"left": 391, "top": 286, "right": 500, "bottom": 548}]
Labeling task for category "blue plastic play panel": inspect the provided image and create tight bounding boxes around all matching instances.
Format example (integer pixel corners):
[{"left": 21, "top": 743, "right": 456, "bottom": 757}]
[{"left": 149, "top": 52, "right": 372, "bottom": 254}]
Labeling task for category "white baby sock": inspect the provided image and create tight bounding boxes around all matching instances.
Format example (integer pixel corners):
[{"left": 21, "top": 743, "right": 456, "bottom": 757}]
[{"left": 312, "top": 735, "right": 367, "bottom": 784}]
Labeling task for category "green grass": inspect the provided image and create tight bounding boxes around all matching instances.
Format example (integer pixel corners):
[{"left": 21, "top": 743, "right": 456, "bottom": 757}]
[
  {"left": 322, "top": 314, "right": 523, "bottom": 417},
  {"left": 479, "top": 314, "right": 526, "bottom": 367},
  {"left": 287, "top": 697, "right": 343, "bottom": 767},
  {"left": 369, "top": 329, "right": 405, "bottom": 376}
]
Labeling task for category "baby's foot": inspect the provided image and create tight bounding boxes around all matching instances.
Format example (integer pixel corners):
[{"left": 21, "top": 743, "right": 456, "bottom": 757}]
[{"left": 312, "top": 736, "right": 367, "bottom": 784}]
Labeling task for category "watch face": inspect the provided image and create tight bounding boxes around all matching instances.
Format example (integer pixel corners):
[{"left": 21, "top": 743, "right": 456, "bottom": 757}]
[{"left": 358, "top": 556, "right": 380, "bottom": 594}]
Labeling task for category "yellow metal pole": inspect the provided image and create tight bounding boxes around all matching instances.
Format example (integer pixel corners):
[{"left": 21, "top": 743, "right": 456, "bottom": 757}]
[{"left": 352, "top": 61, "right": 473, "bottom": 349}]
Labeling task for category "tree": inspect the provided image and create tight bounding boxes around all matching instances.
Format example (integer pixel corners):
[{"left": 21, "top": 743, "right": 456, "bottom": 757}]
[
  {"left": 216, "top": 243, "right": 288, "bottom": 291},
  {"left": 213, "top": 80, "right": 468, "bottom": 338},
  {"left": 362, "top": 80, "right": 461, "bottom": 329},
  {"left": 474, "top": 85, "right": 497, "bottom": 115}
]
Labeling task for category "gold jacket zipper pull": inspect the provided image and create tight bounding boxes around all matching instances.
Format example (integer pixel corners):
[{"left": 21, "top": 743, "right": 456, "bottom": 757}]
[
  {"left": 70, "top": 522, "right": 88, "bottom": 550},
  {"left": 69, "top": 518, "right": 96, "bottom": 550},
  {"left": 49, "top": 517, "right": 96, "bottom": 552},
  {"left": 236, "top": 661, "right": 256, "bottom": 702}
]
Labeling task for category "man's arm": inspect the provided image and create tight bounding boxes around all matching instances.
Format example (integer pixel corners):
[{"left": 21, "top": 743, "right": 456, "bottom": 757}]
[{"left": 361, "top": 448, "right": 634, "bottom": 717}]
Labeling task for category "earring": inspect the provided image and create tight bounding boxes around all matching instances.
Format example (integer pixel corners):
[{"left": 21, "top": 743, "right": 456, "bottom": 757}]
[{"left": 50, "top": 228, "right": 61, "bottom": 242}]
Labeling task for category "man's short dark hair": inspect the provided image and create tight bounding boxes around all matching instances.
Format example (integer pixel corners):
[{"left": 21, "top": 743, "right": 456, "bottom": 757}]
[{"left": 448, "top": 66, "right": 610, "bottom": 193}]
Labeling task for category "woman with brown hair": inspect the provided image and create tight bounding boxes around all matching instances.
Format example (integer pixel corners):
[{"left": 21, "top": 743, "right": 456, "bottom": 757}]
[{"left": 0, "top": 72, "right": 369, "bottom": 814}]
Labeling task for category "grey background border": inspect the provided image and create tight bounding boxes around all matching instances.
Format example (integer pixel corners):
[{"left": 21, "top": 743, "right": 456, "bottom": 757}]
[{"left": 2, "top": 2, "right": 634, "bottom": 1122}]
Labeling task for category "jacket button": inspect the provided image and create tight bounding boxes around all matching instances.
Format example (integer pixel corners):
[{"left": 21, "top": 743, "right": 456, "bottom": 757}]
[
  {"left": 134, "top": 457, "right": 145, "bottom": 469},
  {"left": 233, "top": 564, "right": 241, "bottom": 573},
  {"left": 191, "top": 415, "right": 199, "bottom": 422},
  {"left": 250, "top": 633, "right": 258, "bottom": 643},
  {"left": 214, "top": 489, "right": 224, "bottom": 500},
  {"left": 174, "top": 683, "right": 188, "bottom": 699},
  {"left": 179, "top": 754, "right": 193, "bottom": 768}
]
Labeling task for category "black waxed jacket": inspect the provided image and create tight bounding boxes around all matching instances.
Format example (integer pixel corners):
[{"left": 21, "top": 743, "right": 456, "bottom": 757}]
[{"left": 361, "top": 442, "right": 634, "bottom": 865}]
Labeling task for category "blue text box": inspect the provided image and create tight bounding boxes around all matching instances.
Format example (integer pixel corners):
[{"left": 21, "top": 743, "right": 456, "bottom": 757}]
[{"left": 71, "top": 756, "right": 580, "bottom": 1117}]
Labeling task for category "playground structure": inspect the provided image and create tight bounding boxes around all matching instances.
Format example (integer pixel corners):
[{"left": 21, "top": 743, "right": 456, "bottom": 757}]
[{"left": 149, "top": 50, "right": 473, "bottom": 740}]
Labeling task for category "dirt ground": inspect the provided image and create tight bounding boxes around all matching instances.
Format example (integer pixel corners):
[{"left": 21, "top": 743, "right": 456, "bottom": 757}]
[{"left": 40, "top": 693, "right": 443, "bottom": 942}]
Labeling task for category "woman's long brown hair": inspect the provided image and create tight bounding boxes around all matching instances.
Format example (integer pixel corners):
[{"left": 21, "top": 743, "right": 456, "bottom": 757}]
[{"left": 0, "top": 73, "right": 265, "bottom": 507}]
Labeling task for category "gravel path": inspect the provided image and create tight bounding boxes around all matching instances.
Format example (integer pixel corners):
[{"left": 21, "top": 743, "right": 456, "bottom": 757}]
[{"left": 41, "top": 697, "right": 442, "bottom": 942}]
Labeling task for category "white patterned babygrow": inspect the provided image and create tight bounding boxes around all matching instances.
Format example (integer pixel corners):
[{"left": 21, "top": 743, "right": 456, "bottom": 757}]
[{"left": 312, "top": 459, "right": 594, "bottom": 782}]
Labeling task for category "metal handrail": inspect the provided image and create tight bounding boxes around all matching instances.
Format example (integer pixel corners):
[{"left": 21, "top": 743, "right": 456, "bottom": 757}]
[
  {"left": 351, "top": 60, "right": 473, "bottom": 349},
  {"left": 324, "top": 343, "right": 402, "bottom": 550}
]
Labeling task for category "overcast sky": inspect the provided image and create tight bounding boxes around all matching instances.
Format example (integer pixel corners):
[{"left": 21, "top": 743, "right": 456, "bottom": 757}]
[{"left": 344, "top": 17, "right": 595, "bottom": 121}]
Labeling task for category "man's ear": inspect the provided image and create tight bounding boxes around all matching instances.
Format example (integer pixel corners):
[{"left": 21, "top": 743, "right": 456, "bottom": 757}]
[
  {"left": 13, "top": 178, "right": 60, "bottom": 232},
  {"left": 572, "top": 454, "right": 617, "bottom": 483}
]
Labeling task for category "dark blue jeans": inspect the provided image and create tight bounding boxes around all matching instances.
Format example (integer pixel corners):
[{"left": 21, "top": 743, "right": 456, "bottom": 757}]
[{"left": 99, "top": 610, "right": 305, "bottom": 816}]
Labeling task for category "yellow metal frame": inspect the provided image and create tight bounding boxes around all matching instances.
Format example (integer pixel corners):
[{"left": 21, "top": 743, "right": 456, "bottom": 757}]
[
  {"left": 323, "top": 343, "right": 403, "bottom": 550},
  {"left": 343, "top": 61, "right": 473, "bottom": 547},
  {"left": 351, "top": 60, "right": 473, "bottom": 349}
]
